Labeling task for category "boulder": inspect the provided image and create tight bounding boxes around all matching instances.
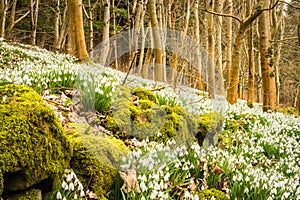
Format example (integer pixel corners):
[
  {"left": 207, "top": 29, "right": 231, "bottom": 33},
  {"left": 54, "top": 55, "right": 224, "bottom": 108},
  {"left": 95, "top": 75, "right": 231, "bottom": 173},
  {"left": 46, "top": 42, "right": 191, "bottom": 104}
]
[
  {"left": 0, "top": 84, "right": 72, "bottom": 195},
  {"left": 67, "top": 124, "right": 129, "bottom": 199}
]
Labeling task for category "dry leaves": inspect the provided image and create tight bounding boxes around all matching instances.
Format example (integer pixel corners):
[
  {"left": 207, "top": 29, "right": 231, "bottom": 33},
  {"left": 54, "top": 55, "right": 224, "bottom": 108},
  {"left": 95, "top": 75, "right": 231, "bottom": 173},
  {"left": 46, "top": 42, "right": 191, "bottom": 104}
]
[
  {"left": 119, "top": 169, "right": 141, "bottom": 193},
  {"left": 212, "top": 165, "right": 224, "bottom": 175}
]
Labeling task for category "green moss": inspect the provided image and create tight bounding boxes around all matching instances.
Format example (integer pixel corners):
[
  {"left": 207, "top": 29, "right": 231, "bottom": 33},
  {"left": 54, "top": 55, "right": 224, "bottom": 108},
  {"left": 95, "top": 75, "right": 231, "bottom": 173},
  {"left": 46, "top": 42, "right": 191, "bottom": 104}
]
[
  {"left": 197, "top": 188, "right": 229, "bottom": 200},
  {"left": 104, "top": 87, "right": 197, "bottom": 144},
  {"left": 0, "top": 84, "right": 43, "bottom": 103},
  {"left": 104, "top": 89, "right": 165, "bottom": 140},
  {"left": 67, "top": 125, "right": 129, "bottom": 198},
  {"left": 276, "top": 107, "right": 298, "bottom": 116},
  {"left": 132, "top": 87, "right": 158, "bottom": 104},
  {"left": 0, "top": 84, "right": 72, "bottom": 195},
  {"left": 217, "top": 134, "right": 232, "bottom": 150},
  {"left": 138, "top": 99, "right": 156, "bottom": 110},
  {"left": 196, "top": 112, "right": 225, "bottom": 146}
]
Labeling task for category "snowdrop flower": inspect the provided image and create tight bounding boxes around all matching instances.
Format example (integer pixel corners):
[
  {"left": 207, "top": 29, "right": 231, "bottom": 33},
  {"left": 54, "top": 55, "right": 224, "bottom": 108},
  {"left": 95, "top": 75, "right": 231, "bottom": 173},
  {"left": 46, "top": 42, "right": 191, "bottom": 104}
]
[
  {"left": 78, "top": 183, "right": 83, "bottom": 191},
  {"left": 184, "top": 190, "right": 191, "bottom": 199},
  {"left": 74, "top": 194, "right": 78, "bottom": 199},
  {"left": 61, "top": 181, "right": 67, "bottom": 190},
  {"left": 56, "top": 191, "right": 62, "bottom": 199},
  {"left": 63, "top": 197, "right": 66, "bottom": 200},
  {"left": 66, "top": 174, "right": 72, "bottom": 182},
  {"left": 69, "top": 182, "right": 75, "bottom": 191},
  {"left": 140, "top": 181, "right": 147, "bottom": 192},
  {"left": 80, "top": 190, "right": 85, "bottom": 197},
  {"left": 64, "top": 184, "right": 68, "bottom": 191}
]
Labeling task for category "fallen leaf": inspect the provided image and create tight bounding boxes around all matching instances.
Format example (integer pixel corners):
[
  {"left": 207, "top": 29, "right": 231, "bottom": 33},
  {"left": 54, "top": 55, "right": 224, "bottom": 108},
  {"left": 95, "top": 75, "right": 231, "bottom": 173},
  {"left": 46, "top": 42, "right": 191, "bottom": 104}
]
[
  {"left": 212, "top": 165, "right": 224, "bottom": 175},
  {"left": 119, "top": 169, "right": 141, "bottom": 193}
]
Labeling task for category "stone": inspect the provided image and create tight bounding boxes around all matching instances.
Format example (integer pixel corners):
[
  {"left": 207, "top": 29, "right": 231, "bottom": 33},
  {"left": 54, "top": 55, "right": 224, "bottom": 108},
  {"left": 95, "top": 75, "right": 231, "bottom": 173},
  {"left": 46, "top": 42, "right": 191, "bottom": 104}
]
[{"left": 0, "top": 84, "right": 72, "bottom": 195}]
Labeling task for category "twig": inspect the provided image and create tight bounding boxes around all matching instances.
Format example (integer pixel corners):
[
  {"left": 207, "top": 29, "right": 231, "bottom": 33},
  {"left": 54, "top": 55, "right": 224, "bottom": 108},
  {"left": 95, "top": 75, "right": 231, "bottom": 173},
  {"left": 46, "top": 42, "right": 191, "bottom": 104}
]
[{"left": 122, "top": 52, "right": 137, "bottom": 85}]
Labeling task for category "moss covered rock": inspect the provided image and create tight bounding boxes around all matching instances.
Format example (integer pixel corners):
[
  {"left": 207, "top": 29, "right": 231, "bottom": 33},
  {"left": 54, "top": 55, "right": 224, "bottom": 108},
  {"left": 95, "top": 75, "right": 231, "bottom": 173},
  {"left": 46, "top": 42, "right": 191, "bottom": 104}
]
[
  {"left": 103, "top": 86, "right": 165, "bottom": 140},
  {"left": 0, "top": 84, "right": 72, "bottom": 195},
  {"left": 132, "top": 87, "right": 158, "bottom": 104},
  {"left": 103, "top": 87, "right": 198, "bottom": 144},
  {"left": 67, "top": 124, "right": 129, "bottom": 198},
  {"left": 197, "top": 188, "right": 229, "bottom": 200},
  {"left": 196, "top": 112, "right": 225, "bottom": 146}
]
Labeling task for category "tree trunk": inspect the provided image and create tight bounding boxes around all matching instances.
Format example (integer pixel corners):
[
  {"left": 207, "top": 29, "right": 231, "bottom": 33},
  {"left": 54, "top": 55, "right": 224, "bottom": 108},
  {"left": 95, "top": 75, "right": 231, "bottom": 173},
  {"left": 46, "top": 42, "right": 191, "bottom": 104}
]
[
  {"left": 129, "top": 0, "right": 142, "bottom": 73},
  {"left": 98, "top": 0, "right": 110, "bottom": 65},
  {"left": 296, "top": 11, "right": 300, "bottom": 113},
  {"left": 53, "top": 0, "right": 60, "bottom": 52},
  {"left": 58, "top": 1, "right": 68, "bottom": 52},
  {"left": 137, "top": 0, "right": 147, "bottom": 75},
  {"left": 142, "top": 20, "right": 152, "bottom": 79},
  {"left": 225, "top": 0, "right": 232, "bottom": 90},
  {"left": 270, "top": 0, "right": 284, "bottom": 105},
  {"left": 274, "top": 20, "right": 284, "bottom": 105},
  {"left": 148, "top": 0, "right": 163, "bottom": 81},
  {"left": 30, "top": 0, "right": 39, "bottom": 45},
  {"left": 1, "top": 0, "right": 8, "bottom": 38},
  {"left": 259, "top": 0, "right": 276, "bottom": 111},
  {"left": 169, "top": 0, "right": 178, "bottom": 86},
  {"left": 87, "top": 0, "right": 95, "bottom": 57},
  {"left": 227, "top": 4, "right": 266, "bottom": 104},
  {"left": 247, "top": 0, "right": 255, "bottom": 107},
  {"left": 67, "top": 0, "right": 89, "bottom": 62},
  {"left": 256, "top": 20, "right": 263, "bottom": 103},
  {"left": 175, "top": 0, "right": 191, "bottom": 87},
  {"left": 215, "top": 0, "right": 224, "bottom": 94},
  {"left": 193, "top": 0, "right": 203, "bottom": 90},
  {"left": 207, "top": 0, "right": 215, "bottom": 97}
]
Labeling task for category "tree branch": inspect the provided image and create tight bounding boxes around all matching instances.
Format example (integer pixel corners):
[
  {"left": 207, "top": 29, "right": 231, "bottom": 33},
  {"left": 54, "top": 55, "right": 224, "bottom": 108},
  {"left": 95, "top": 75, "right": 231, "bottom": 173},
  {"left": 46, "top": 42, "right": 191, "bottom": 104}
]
[
  {"left": 279, "top": 1, "right": 300, "bottom": 10},
  {"left": 203, "top": 0, "right": 281, "bottom": 26},
  {"left": 203, "top": 9, "right": 241, "bottom": 23}
]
